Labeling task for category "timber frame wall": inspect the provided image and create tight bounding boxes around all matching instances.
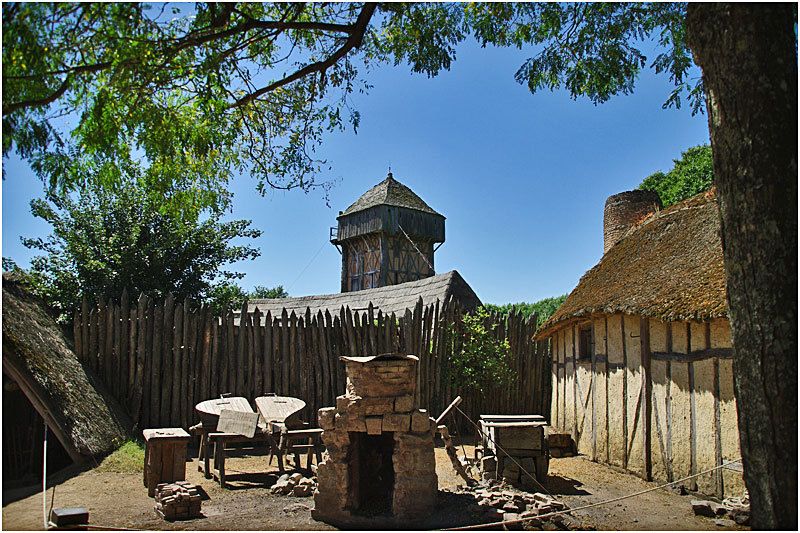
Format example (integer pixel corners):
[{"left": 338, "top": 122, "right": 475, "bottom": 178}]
[
  {"left": 72, "top": 293, "right": 550, "bottom": 434},
  {"left": 549, "top": 313, "right": 745, "bottom": 499}
]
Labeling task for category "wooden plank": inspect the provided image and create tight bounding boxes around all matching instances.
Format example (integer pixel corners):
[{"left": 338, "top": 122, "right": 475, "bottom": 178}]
[
  {"left": 641, "top": 317, "right": 652, "bottom": 481},
  {"left": 237, "top": 302, "right": 248, "bottom": 397},
  {"left": 217, "top": 409, "right": 260, "bottom": 438},
  {"left": 665, "top": 322, "right": 674, "bottom": 481},
  {"left": 367, "top": 303, "right": 376, "bottom": 354},
  {"left": 132, "top": 293, "right": 148, "bottom": 426},
  {"left": 252, "top": 308, "right": 263, "bottom": 397},
  {"left": 621, "top": 314, "right": 628, "bottom": 469},
  {"left": 289, "top": 311, "right": 299, "bottom": 396},
  {"left": 281, "top": 309, "right": 290, "bottom": 394},
  {"left": 160, "top": 293, "right": 175, "bottom": 423},
  {"left": 112, "top": 302, "right": 121, "bottom": 400},
  {"left": 180, "top": 300, "right": 191, "bottom": 428},
  {"left": 150, "top": 302, "right": 164, "bottom": 427},
  {"left": 120, "top": 289, "right": 130, "bottom": 400},
  {"left": 319, "top": 311, "right": 331, "bottom": 407},
  {"left": 225, "top": 309, "right": 235, "bottom": 395},
  {"left": 210, "top": 315, "right": 220, "bottom": 398},
  {"left": 141, "top": 297, "right": 155, "bottom": 427},
  {"left": 127, "top": 307, "right": 137, "bottom": 404},
  {"left": 272, "top": 311, "right": 282, "bottom": 394},
  {"left": 87, "top": 303, "right": 97, "bottom": 372},
  {"left": 650, "top": 348, "right": 733, "bottom": 361},
  {"left": 171, "top": 303, "right": 184, "bottom": 427},
  {"left": 201, "top": 306, "right": 215, "bottom": 401},
  {"left": 264, "top": 312, "right": 273, "bottom": 394},
  {"left": 104, "top": 297, "right": 114, "bottom": 393},
  {"left": 97, "top": 299, "right": 107, "bottom": 378}
]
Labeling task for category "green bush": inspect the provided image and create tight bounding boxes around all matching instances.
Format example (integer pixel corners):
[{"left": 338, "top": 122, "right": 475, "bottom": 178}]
[
  {"left": 638, "top": 144, "right": 714, "bottom": 207},
  {"left": 449, "top": 307, "right": 512, "bottom": 392}
]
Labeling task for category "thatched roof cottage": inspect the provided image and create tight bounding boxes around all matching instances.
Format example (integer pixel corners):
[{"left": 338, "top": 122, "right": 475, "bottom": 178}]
[
  {"left": 535, "top": 189, "right": 745, "bottom": 499},
  {"left": 2, "top": 274, "right": 131, "bottom": 485}
]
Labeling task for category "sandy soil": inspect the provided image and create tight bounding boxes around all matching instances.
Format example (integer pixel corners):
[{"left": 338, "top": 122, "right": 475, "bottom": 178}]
[{"left": 3, "top": 445, "right": 745, "bottom": 531}]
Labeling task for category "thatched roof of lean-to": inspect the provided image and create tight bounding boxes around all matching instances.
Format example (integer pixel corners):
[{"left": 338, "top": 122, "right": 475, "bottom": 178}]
[
  {"left": 2, "top": 273, "right": 132, "bottom": 462},
  {"left": 237, "top": 270, "right": 480, "bottom": 324},
  {"left": 536, "top": 189, "right": 726, "bottom": 339},
  {"left": 339, "top": 173, "right": 442, "bottom": 217}
]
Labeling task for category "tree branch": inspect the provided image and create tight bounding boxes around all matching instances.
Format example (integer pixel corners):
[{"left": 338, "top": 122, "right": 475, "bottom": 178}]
[
  {"left": 3, "top": 76, "right": 71, "bottom": 116},
  {"left": 230, "top": 3, "right": 378, "bottom": 109}
]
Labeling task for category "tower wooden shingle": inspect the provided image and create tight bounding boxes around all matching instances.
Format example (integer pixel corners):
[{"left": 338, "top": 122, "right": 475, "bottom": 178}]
[{"left": 331, "top": 173, "right": 445, "bottom": 293}]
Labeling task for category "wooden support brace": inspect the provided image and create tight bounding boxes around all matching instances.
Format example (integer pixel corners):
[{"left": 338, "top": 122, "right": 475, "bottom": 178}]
[{"left": 438, "top": 424, "right": 476, "bottom": 487}]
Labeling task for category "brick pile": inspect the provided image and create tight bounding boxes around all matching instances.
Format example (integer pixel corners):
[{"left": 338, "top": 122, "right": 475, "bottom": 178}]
[
  {"left": 547, "top": 433, "right": 576, "bottom": 458},
  {"left": 154, "top": 481, "right": 202, "bottom": 521}
]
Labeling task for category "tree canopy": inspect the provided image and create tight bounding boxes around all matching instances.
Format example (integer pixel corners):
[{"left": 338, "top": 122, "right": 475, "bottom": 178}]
[
  {"left": 638, "top": 144, "right": 714, "bottom": 207},
  {"left": 10, "top": 178, "right": 261, "bottom": 321},
  {"left": 3, "top": 2, "right": 703, "bottom": 209}
]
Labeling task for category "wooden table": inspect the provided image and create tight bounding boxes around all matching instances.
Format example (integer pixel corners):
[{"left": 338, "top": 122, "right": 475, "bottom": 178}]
[
  {"left": 195, "top": 396, "right": 254, "bottom": 429},
  {"left": 254, "top": 395, "right": 323, "bottom": 473},
  {"left": 143, "top": 428, "right": 191, "bottom": 497},
  {"left": 194, "top": 397, "right": 268, "bottom": 483}
]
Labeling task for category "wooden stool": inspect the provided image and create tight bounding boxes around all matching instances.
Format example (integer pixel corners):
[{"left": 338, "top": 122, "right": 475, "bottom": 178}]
[{"left": 143, "top": 428, "right": 191, "bottom": 497}]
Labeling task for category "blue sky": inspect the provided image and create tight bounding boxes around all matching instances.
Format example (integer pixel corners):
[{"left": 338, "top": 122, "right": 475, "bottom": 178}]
[{"left": 1, "top": 38, "right": 710, "bottom": 305}]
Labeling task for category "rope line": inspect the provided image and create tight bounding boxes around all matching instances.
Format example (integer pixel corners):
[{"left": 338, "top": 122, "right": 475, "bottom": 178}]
[
  {"left": 397, "top": 223, "right": 434, "bottom": 272},
  {"left": 454, "top": 405, "right": 552, "bottom": 496},
  {"left": 442, "top": 456, "right": 743, "bottom": 531}
]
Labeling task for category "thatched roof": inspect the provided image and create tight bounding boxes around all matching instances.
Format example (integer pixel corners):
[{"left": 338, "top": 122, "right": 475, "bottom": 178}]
[
  {"left": 536, "top": 190, "right": 726, "bottom": 339},
  {"left": 238, "top": 270, "right": 480, "bottom": 323},
  {"left": 340, "top": 173, "right": 441, "bottom": 217},
  {"left": 2, "top": 274, "right": 132, "bottom": 462}
]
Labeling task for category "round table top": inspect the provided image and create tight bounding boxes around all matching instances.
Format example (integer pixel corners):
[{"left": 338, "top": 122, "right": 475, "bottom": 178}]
[
  {"left": 195, "top": 396, "right": 254, "bottom": 418},
  {"left": 254, "top": 395, "right": 306, "bottom": 428}
]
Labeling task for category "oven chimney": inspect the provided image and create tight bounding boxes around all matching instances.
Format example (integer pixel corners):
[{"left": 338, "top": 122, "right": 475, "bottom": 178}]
[{"left": 603, "top": 190, "right": 662, "bottom": 254}]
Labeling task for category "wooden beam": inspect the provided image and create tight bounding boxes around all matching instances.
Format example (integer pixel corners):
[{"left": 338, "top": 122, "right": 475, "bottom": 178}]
[{"left": 436, "top": 396, "right": 463, "bottom": 425}]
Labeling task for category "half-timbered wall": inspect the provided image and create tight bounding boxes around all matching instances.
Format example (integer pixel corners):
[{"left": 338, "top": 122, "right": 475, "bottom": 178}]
[
  {"left": 549, "top": 314, "right": 744, "bottom": 499},
  {"left": 384, "top": 235, "right": 434, "bottom": 286}
]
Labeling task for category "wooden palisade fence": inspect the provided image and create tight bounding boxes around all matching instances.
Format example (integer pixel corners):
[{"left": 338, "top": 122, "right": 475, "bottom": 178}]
[{"left": 73, "top": 292, "right": 551, "bottom": 435}]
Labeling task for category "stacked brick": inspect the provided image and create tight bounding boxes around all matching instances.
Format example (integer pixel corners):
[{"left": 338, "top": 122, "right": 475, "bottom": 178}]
[
  {"left": 547, "top": 433, "right": 576, "bottom": 458},
  {"left": 153, "top": 482, "right": 202, "bottom": 521},
  {"left": 313, "top": 354, "right": 438, "bottom": 527}
]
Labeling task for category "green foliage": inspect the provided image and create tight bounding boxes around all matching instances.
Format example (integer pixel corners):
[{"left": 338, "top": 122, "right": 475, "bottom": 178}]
[
  {"left": 96, "top": 440, "right": 145, "bottom": 474},
  {"left": 250, "top": 284, "right": 288, "bottom": 299},
  {"left": 484, "top": 295, "right": 568, "bottom": 328},
  {"left": 450, "top": 306, "right": 512, "bottom": 392},
  {"left": 464, "top": 3, "right": 703, "bottom": 113},
  {"left": 638, "top": 144, "right": 714, "bottom": 207},
  {"left": 206, "top": 282, "right": 288, "bottom": 315},
  {"left": 20, "top": 178, "right": 261, "bottom": 322},
  {"left": 4, "top": 3, "right": 702, "bottom": 203}
]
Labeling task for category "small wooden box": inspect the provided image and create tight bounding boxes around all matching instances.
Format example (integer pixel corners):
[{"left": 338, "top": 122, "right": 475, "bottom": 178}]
[
  {"left": 50, "top": 507, "right": 89, "bottom": 530},
  {"left": 143, "top": 428, "right": 191, "bottom": 497}
]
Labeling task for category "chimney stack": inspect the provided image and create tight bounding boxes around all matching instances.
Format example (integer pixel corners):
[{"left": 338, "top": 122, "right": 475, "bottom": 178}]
[{"left": 603, "top": 190, "right": 662, "bottom": 254}]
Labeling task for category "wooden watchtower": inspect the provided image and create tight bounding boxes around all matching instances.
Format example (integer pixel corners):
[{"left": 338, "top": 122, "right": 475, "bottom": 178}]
[{"left": 331, "top": 173, "right": 445, "bottom": 293}]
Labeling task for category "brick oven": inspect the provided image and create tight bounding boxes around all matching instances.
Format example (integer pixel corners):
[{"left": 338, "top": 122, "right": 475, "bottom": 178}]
[{"left": 312, "top": 353, "right": 438, "bottom": 527}]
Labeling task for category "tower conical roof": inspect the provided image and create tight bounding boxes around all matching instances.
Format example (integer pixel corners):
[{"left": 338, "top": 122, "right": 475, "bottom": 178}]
[{"left": 340, "top": 173, "right": 442, "bottom": 217}]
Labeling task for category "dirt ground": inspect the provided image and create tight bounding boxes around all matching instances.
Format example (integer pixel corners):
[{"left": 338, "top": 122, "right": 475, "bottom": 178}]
[{"left": 3, "top": 444, "right": 745, "bottom": 531}]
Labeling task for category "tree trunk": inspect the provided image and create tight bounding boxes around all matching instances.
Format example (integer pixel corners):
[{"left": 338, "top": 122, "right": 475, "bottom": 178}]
[{"left": 686, "top": 4, "right": 797, "bottom": 529}]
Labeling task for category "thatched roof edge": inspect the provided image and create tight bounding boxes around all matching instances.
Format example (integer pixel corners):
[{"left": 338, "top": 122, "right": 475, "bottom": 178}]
[
  {"left": 536, "top": 190, "right": 727, "bottom": 340},
  {"left": 2, "top": 274, "right": 132, "bottom": 461}
]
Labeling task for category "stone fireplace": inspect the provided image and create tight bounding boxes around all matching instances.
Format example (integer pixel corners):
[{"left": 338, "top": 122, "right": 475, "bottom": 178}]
[{"left": 312, "top": 353, "right": 438, "bottom": 527}]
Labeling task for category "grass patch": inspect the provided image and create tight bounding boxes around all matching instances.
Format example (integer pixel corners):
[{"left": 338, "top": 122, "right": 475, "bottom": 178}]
[{"left": 96, "top": 440, "right": 145, "bottom": 473}]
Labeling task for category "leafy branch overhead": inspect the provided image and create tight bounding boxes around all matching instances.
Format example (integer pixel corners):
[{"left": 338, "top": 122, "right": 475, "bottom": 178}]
[{"left": 4, "top": 2, "right": 703, "bottom": 207}]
